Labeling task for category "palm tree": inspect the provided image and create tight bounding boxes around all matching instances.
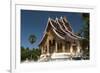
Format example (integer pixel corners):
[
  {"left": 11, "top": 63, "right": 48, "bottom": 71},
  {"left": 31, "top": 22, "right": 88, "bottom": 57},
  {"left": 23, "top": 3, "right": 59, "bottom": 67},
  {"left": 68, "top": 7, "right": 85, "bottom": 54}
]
[
  {"left": 28, "top": 34, "right": 37, "bottom": 45},
  {"left": 28, "top": 34, "right": 37, "bottom": 60}
]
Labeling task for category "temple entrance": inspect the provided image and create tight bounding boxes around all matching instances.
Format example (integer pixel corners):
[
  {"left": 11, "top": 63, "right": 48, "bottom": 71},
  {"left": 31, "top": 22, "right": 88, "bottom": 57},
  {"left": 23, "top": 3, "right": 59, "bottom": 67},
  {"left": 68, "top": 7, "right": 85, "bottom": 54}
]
[
  {"left": 65, "top": 41, "right": 70, "bottom": 52},
  {"left": 72, "top": 45, "right": 77, "bottom": 53},
  {"left": 49, "top": 40, "right": 55, "bottom": 54},
  {"left": 57, "top": 43, "right": 62, "bottom": 53}
]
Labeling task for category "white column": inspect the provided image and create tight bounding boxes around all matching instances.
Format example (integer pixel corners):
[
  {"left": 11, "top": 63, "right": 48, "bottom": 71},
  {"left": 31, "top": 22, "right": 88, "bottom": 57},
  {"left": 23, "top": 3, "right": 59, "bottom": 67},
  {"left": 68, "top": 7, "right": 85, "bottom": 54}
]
[
  {"left": 40, "top": 46, "right": 42, "bottom": 54},
  {"left": 41, "top": 47, "right": 43, "bottom": 54},
  {"left": 62, "top": 43, "right": 65, "bottom": 52},
  {"left": 77, "top": 41, "right": 81, "bottom": 54},
  {"left": 42, "top": 46, "right": 45, "bottom": 54},
  {"left": 70, "top": 44, "right": 73, "bottom": 55},
  {"left": 47, "top": 41, "right": 49, "bottom": 54},
  {"left": 55, "top": 41, "right": 58, "bottom": 53},
  {"left": 70, "top": 44, "right": 73, "bottom": 60}
]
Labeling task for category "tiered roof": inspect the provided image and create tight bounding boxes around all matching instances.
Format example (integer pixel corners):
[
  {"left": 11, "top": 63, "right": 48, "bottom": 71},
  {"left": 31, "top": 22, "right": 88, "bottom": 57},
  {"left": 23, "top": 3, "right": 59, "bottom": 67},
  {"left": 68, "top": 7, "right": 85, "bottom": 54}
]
[{"left": 39, "top": 16, "right": 82, "bottom": 45}]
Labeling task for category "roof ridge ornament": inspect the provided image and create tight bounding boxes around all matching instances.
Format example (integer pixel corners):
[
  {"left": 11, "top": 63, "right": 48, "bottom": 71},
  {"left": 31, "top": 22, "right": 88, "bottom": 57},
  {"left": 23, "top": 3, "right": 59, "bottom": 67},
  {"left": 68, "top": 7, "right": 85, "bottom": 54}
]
[
  {"left": 55, "top": 17, "right": 58, "bottom": 23},
  {"left": 60, "top": 16, "right": 63, "bottom": 20},
  {"left": 55, "top": 17, "right": 58, "bottom": 20},
  {"left": 63, "top": 16, "right": 68, "bottom": 23},
  {"left": 48, "top": 17, "right": 51, "bottom": 21}
]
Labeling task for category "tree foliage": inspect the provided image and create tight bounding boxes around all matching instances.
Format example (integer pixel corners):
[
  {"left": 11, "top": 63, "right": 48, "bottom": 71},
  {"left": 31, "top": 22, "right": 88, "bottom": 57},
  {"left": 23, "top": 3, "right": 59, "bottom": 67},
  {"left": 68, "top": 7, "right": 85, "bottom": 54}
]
[
  {"left": 21, "top": 47, "right": 41, "bottom": 62},
  {"left": 82, "top": 13, "right": 89, "bottom": 41},
  {"left": 81, "top": 13, "right": 90, "bottom": 59},
  {"left": 76, "top": 13, "right": 90, "bottom": 59},
  {"left": 28, "top": 34, "right": 37, "bottom": 45},
  {"left": 21, "top": 34, "right": 41, "bottom": 62}
]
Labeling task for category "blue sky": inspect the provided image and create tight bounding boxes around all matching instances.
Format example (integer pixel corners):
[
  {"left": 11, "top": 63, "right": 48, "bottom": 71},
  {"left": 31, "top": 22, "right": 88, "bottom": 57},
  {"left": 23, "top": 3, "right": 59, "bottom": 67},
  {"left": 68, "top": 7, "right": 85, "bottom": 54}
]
[{"left": 21, "top": 10, "right": 84, "bottom": 49}]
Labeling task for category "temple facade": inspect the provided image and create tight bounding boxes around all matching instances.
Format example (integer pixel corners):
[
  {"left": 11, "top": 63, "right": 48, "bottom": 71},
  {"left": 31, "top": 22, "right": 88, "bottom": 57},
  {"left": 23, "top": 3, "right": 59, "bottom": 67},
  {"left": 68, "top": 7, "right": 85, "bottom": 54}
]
[{"left": 38, "top": 16, "right": 82, "bottom": 61}]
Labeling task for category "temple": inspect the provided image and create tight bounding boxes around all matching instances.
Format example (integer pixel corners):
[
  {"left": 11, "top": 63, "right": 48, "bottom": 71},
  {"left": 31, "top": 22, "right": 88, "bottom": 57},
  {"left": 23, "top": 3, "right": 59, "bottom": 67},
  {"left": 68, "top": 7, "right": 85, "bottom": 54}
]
[{"left": 38, "top": 16, "right": 82, "bottom": 62}]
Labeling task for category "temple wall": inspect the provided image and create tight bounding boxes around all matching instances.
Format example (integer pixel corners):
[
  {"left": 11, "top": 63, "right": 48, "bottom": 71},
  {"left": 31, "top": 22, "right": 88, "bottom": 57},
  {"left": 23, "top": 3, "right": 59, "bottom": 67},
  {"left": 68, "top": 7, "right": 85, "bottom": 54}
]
[{"left": 40, "top": 30, "right": 82, "bottom": 58}]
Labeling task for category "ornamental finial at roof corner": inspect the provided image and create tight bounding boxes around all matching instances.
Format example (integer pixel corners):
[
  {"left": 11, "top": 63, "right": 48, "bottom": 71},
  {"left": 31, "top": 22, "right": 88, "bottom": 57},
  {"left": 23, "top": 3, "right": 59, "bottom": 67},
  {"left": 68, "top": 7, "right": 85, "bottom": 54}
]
[
  {"left": 55, "top": 17, "right": 58, "bottom": 20},
  {"left": 48, "top": 17, "right": 51, "bottom": 21},
  {"left": 60, "top": 16, "right": 63, "bottom": 19},
  {"left": 63, "top": 16, "right": 68, "bottom": 22}
]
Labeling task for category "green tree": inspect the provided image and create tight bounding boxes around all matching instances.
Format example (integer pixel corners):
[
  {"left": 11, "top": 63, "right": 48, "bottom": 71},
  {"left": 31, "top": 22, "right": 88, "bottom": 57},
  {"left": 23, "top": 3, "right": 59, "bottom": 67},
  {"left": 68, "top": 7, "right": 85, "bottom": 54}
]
[
  {"left": 28, "top": 34, "right": 41, "bottom": 61},
  {"left": 21, "top": 46, "right": 27, "bottom": 61},
  {"left": 82, "top": 13, "right": 89, "bottom": 41},
  {"left": 31, "top": 48, "right": 41, "bottom": 61},
  {"left": 76, "top": 13, "right": 90, "bottom": 59},
  {"left": 28, "top": 34, "right": 37, "bottom": 45},
  {"left": 80, "top": 13, "right": 90, "bottom": 59}
]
